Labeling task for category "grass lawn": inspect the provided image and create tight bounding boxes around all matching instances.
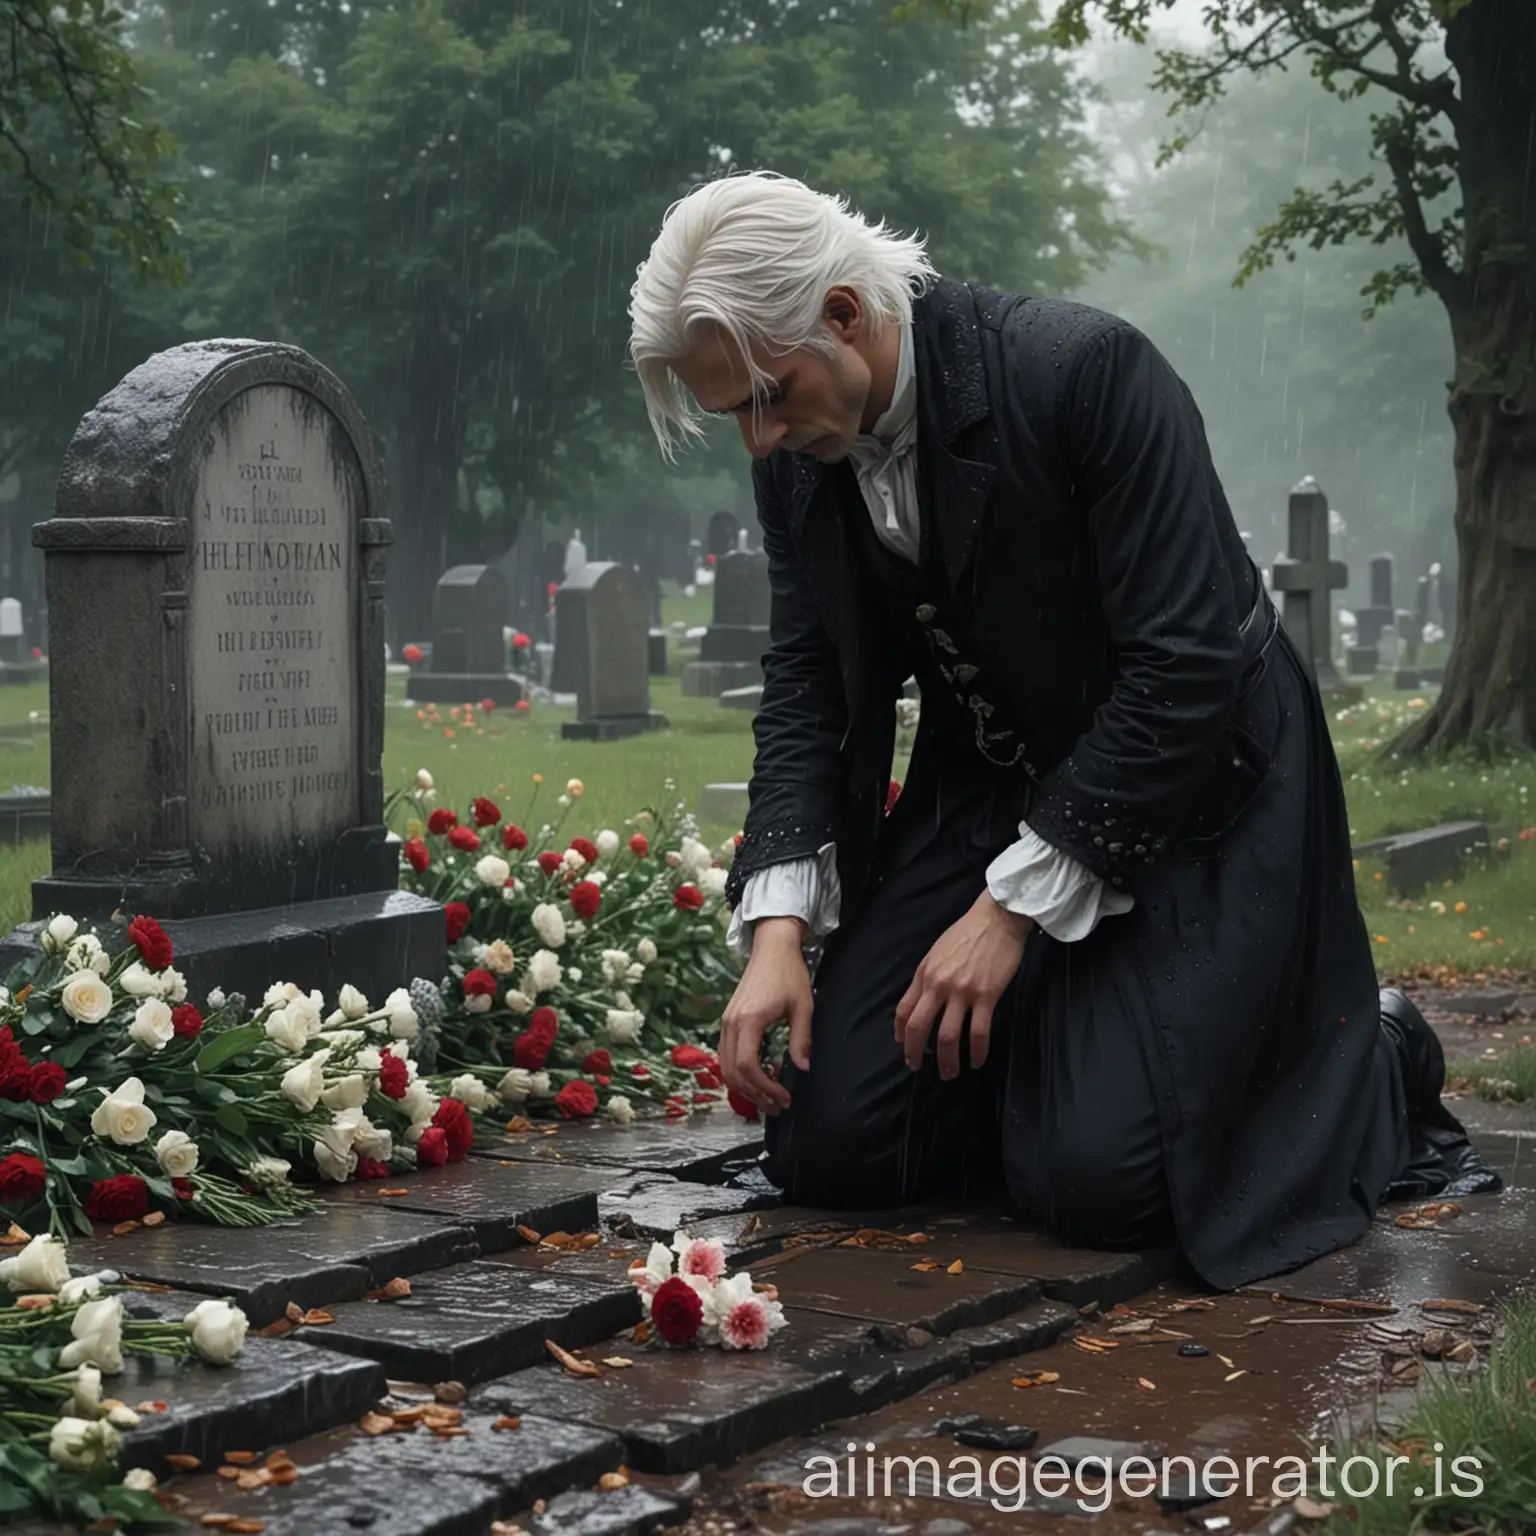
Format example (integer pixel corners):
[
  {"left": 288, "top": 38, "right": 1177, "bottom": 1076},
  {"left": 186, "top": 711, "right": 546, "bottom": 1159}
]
[{"left": 0, "top": 603, "right": 1532, "bottom": 973}]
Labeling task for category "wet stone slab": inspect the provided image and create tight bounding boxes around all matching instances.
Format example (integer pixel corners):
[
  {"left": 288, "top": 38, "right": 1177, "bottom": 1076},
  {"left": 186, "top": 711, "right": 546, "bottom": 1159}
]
[
  {"left": 318, "top": 1158, "right": 612, "bottom": 1251},
  {"left": 299, "top": 1260, "right": 642, "bottom": 1385},
  {"left": 70, "top": 1206, "right": 479, "bottom": 1326},
  {"left": 526, "top": 1483, "right": 694, "bottom": 1536},
  {"left": 600, "top": 1175, "right": 780, "bottom": 1238},
  {"left": 485, "top": 1110, "right": 764, "bottom": 1183}
]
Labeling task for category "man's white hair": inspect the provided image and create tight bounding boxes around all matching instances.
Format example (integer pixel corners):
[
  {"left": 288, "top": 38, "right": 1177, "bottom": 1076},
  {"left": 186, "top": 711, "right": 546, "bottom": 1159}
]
[{"left": 627, "top": 171, "right": 938, "bottom": 461}]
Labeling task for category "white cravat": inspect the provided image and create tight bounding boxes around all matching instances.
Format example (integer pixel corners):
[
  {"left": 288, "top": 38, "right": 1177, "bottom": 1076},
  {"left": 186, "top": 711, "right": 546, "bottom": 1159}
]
[{"left": 727, "top": 320, "right": 1133, "bottom": 961}]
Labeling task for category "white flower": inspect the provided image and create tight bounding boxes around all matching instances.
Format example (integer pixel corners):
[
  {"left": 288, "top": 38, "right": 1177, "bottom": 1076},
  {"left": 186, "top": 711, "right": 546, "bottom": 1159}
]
[
  {"left": 43, "top": 913, "right": 79, "bottom": 952},
  {"left": 384, "top": 988, "right": 419, "bottom": 1041},
  {"left": 313, "top": 1122, "right": 358, "bottom": 1182},
  {"left": 464, "top": 992, "right": 492, "bottom": 1015},
  {"left": 614, "top": 990, "right": 634, "bottom": 1011},
  {"left": 163, "top": 968, "right": 188, "bottom": 1004},
  {"left": 60, "top": 1296, "right": 124, "bottom": 1373},
  {"left": 0, "top": 1233, "right": 71, "bottom": 1293},
  {"left": 59, "top": 1272, "right": 111, "bottom": 1307},
  {"left": 324, "top": 1028, "right": 365, "bottom": 1048},
  {"left": 625, "top": 962, "right": 644, "bottom": 984},
  {"left": 123, "top": 1468, "right": 158, "bottom": 1492},
  {"left": 279, "top": 1052, "right": 329, "bottom": 1113},
  {"left": 679, "top": 836, "right": 713, "bottom": 878},
  {"left": 154, "top": 1130, "right": 200, "bottom": 1178},
  {"left": 588, "top": 870, "right": 608, "bottom": 888},
  {"left": 107, "top": 1403, "right": 140, "bottom": 1429},
  {"left": 65, "top": 934, "right": 110, "bottom": 976},
  {"left": 561, "top": 847, "right": 585, "bottom": 872},
  {"left": 528, "top": 1071, "right": 552, "bottom": 1098},
  {"left": 285, "top": 995, "right": 323, "bottom": 1038},
  {"left": 606, "top": 1009, "right": 643, "bottom": 1046},
  {"left": 387, "top": 1040, "right": 412, "bottom": 1061},
  {"left": 449, "top": 1073, "right": 495, "bottom": 1111},
  {"left": 118, "top": 962, "right": 163, "bottom": 1000},
  {"left": 601, "top": 949, "right": 631, "bottom": 985},
  {"left": 531, "top": 903, "right": 567, "bottom": 949},
  {"left": 596, "top": 829, "right": 620, "bottom": 857},
  {"left": 502, "top": 886, "right": 518, "bottom": 902},
  {"left": 482, "top": 939, "right": 516, "bottom": 975},
  {"left": 127, "top": 998, "right": 175, "bottom": 1052},
  {"left": 416, "top": 768, "right": 435, "bottom": 790},
  {"left": 321, "top": 1073, "right": 368, "bottom": 1111},
  {"left": 69, "top": 1363, "right": 102, "bottom": 1417},
  {"left": 264, "top": 981, "right": 300, "bottom": 1007},
  {"left": 206, "top": 987, "right": 226, "bottom": 1009},
  {"left": 673, "top": 1230, "right": 728, "bottom": 1282},
  {"left": 475, "top": 854, "right": 511, "bottom": 887},
  {"left": 183, "top": 1299, "right": 248, "bottom": 1364},
  {"left": 244, "top": 1157, "right": 291, "bottom": 1190},
  {"left": 264, "top": 1006, "right": 309, "bottom": 1053},
  {"left": 338, "top": 984, "right": 371, "bottom": 1019},
  {"left": 628, "top": 1239, "right": 675, "bottom": 1298},
  {"left": 665, "top": 851, "right": 682, "bottom": 868},
  {"left": 526, "top": 950, "right": 562, "bottom": 994},
  {"left": 402, "top": 1079, "right": 440, "bottom": 1126},
  {"left": 497, "top": 1067, "right": 532, "bottom": 1103},
  {"left": 700, "top": 867, "right": 728, "bottom": 897},
  {"left": 357, "top": 1046, "right": 383, "bottom": 1073},
  {"left": 717, "top": 836, "right": 737, "bottom": 866},
  {"left": 705, "top": 1271, "right": 788, "bottom": 1350},
  {"left": 566, "top": 966, "right": 583, "bottom": 984},
  {"left": 90, "top": 1078, "right": 157, "bottom": 1146},
  {"left": 607, "top": 1094, "right": 635, "bottom": 1127},
  {"left": 352, "top": 1115, "right": 392, "bottom": 1162},
  {"left": 49, "top": 1415, "right": 119, "bottom": 1471},
  {"left": 505, "top": 989, "right": 534, "bottom": 1016},
  {"left": 61, "top": 971, "right": 114, "bottom": 1025}
]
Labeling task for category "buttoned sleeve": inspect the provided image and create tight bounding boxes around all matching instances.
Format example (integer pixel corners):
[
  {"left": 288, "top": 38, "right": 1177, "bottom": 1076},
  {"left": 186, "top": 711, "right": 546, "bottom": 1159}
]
[{"left": 725, "top": 843, "right": 842, "bottom": 963}]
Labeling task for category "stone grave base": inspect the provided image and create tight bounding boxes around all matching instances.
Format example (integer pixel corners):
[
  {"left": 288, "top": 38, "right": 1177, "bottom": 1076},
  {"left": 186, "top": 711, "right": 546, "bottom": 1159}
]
[
  {"left": 681, "top": 659, "right": 762, "bottom": 697},
  {"left": 1419, "top": 664, "right": 1446, "bottom": 684},
  {"left": 560, "top": 711, "right": 669, "bottom": 742},
  {"left": 0, "top": 889, "right": 445, "bottom": 1006},
  {"left": 0, "top": 791, "right": 49, "bottom": 845},
  {"left": 406, "top": 670, "right": 526, "bottom": 707},
  {"left": 1395, "top": 668, "right": 1423, "bottom": 689},
  {"left": 1351, "top": 818, "right": 1490, "bottom": 895},
  {"left": 1346, "top": 645, "right": 1378, "bottom": 675},
  {"left": 699, "top": 782, "right": 749, "bottom": 824},
  {"left": 719, "top": 683, "right": 762, "bottom": 711},
  {"left": 647, "top": 630, "right": 667, "bottom": 675}
]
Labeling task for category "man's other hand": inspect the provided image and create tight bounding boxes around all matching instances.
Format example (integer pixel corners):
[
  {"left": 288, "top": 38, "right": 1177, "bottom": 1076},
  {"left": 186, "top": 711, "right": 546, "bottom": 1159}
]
[
  {"left": 894, "top": 892, "right": 1033, "bottom": 1078},
  {"left": 720, "top": 917, "right": 812, "bottom": 1115}
]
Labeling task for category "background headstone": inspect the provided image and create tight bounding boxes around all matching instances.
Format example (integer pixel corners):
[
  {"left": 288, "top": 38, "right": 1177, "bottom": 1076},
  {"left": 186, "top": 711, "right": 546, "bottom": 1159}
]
[
  {"left": 406, "top": 565, "right": 524, "bottom": 707},
  {"left": 1272, "top": 475, "right": 1351, "bottom": 694},
  {"left": 1354, "top": 552, "right": 1395, "bottom": 655},
  {"left": 706, "top": 511, "right": 740, "bottom": 559},
  {"left": 682, "top": 547, "right": 772, "bottom": 698},
  {"left": 0, "top": 339, "right": 441, "bottom": 1002},
  {"left": 554, "top": 562, "right": 667, "bottom": 741},
  {"left": 0, "top": 597, "right": 22, "bottom": 663}
]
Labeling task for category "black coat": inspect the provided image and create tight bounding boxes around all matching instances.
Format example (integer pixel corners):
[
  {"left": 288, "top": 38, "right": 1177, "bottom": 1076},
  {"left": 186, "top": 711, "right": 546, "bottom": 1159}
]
[{"left": 726, "top": 276, "right": 1401, "bottom": 1289}]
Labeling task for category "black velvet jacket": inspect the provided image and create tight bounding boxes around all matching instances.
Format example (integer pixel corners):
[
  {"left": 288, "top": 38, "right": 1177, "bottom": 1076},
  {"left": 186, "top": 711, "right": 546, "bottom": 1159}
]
[{"left": 724, "top": 276, "right": 1263, "bottom": 924}]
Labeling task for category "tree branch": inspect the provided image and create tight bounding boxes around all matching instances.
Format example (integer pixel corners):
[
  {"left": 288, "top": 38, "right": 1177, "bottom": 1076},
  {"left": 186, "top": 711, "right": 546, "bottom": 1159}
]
[{"left": 1381, "top": 124, "right": 1462, "bottom": 306}]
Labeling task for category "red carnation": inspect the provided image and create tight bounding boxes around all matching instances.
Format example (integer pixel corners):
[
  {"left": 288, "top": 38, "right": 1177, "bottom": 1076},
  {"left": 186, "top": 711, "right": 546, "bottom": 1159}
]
[
  {"left": 445, "top": 902, "right": 472, "bottom": 944},
  {"left": 171, "top": 1005, "right": 203, "bottom": 1040},
  {"left": 568, "top": 837, "right": 599, "bottom": 864},
  {"left": 632, "top": 1063, "right": 651, "bottom": 1079},
  {"left": 673, "top": 884, "right": 704, "bottom": 911},
  {"left": 727, "top": 1088, "right": 760, "bottom": 1122},
  {"left": 670, "top": 1044, "right": 714, "bottom": 1070},
  {"left": 556, "top": 1080, "right": 598, "bottom": 1119},
  {"left": 886, "top": 778, "right": 902, "bottom": 814},
  {"left": 378, "top": 1053, "right": 409, "bottom": 1099},
  {"left": 128, "top": 914, "right": 173, "bottom": 970},
  {"left": 513, "top": 1031, "right": 551, "bottom": 1071},
  {"left": 355, "top": 1158, "right": 390, "bottom": 1181},
  {"left": 405, "top": 835, "right": 430, "bottom": 872},
  {"left": 448, "top": 825, "right": 480, "bottom": 852},
  {"left": 427, "top": 808, "right": 458, "bottom": 835},
  {"left": 472, "top": 796, "right": 501, "bottom": 828},
  {"left": 416, "top": 1126, "right": 449, "bottom": 1167},
  {"left": 0, "top": 1152, "right": 46, "bottom": 1206},
  {"left": 480, "top": 698, "right": 496, "bottom": 714},
  {"left": 537, "top": 851, "right": 563, "bottom": 876},
  {"left": 0, "top": 1025, "right": 21, "bottom": 1067},
  {"left": 695, "top": 1067, "right": 723, "bottom": 1091},
  {"left": 26, "top": 1062, "right": 66, "bottom": 1104},
  {"left": 85, "top": 1174, "right": 150, "bottom": 1223},
  {"left": 462, "top": 968, "right": 497, "bottom": 999},
  {"left": 512, "top": 632, "right": 531, "bottom": 650},
  {"left": 582, "top": 1048, "right": 612, "bottom": 1076},
  {"left": 569, "top": 880, "right": 601, "bottom": 920},
  {"left": 516, "top": 699, "right": 530, "bottom": 712},
  {"left": 431, "top": 1098, "right": 475, "bottom": 1161},
  {"left": 528, "top": 1007, "right": 559, "bottom": 1045},
  {"left": 650, "top": 1275, "right": 704, "bottom": 1346},
  {"left": 628, "top": 833, "right": 649, "bottom": 857},
  {"left": 172, "top": 1177, "right": 196, "bottom": 1201},
  {"left": 503, "top": 824, "right": 529, "bottom": 852},
  {"left": 403, "top": 643, "right": 424, "bottom": 664}
]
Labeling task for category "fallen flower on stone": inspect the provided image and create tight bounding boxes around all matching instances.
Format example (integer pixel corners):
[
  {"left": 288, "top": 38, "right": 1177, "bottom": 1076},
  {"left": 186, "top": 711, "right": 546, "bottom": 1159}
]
[{"left": 628, "top": 1228, "right": 789, "bottom": 1351}]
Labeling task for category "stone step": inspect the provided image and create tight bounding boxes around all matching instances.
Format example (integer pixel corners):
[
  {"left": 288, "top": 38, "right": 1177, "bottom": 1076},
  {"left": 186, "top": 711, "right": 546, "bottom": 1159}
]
[
  {"left": 480, "top": 1113, "right": 765, "bottom": 1184},
  {"left": 599, "top": 1174, "right": 781, "bottom": 1239}
]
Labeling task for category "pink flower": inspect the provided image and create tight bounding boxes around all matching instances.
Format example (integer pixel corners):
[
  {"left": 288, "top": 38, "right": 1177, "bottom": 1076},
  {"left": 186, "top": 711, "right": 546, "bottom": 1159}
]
[
  {"left": 672, "top": 1232, "right": 727, "bottom": 1283},
  {"left": 709, "top": 1272, "right": 787, "bottom": 1350}
]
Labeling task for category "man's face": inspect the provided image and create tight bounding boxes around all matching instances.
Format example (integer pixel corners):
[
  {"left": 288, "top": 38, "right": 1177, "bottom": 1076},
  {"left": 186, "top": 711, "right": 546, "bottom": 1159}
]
[{"left": 670, "top": 290, "right": 873, "bottom": 461}]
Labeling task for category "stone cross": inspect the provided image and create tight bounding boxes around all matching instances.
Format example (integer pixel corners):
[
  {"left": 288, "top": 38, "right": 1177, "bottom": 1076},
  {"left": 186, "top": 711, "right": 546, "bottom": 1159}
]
[{"left": 1271, "top": 475, "right": 1349, "bottom": 689}]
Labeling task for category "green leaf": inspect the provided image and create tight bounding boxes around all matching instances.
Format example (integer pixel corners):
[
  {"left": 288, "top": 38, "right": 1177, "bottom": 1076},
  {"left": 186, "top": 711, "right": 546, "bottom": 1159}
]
[
  {"left": 213, "top": 1103, "right": 249, "bottom": 1136},
  {"left": 195, "top": 1023, "right": 262, "bottom": 1073},
  {"left": 50, "top": 1034, "right": 98, "bottom": 1070}
]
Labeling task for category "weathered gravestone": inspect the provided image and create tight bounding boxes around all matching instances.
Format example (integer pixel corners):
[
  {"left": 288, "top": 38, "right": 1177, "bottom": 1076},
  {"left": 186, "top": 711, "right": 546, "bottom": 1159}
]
[
  {"left": 681, "top": 545, "right": 771, "bottom": 698},
  {"left": 1349, "top": 552, "right": 1396, "bottom": 674},
  {"left": 553, "top": 562, "right": 667, "bottom": 740},
  {"left": 706, "top": 510, "right": 740, "bottom": 560},
  {"left": 0, "top": 596, "right": 44, "bottom": 684},
  {"left": 406, "top": 564, "right": 525, "bottom": 707},
  {"left": 1272, "top": 475, "right": 1353, "bottom": 696},
  {"left": 0, "top": 339, "right": 442, "bottom": 1003}
]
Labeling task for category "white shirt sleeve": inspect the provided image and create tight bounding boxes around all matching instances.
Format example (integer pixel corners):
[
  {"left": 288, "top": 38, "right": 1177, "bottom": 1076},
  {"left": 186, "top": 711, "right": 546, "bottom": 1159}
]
[
  {"left": 985, "top": 823, "right": 1134, "bottom": 942},
  {"left": 725, "top": 842, "right": 841, "bottom": 963}
]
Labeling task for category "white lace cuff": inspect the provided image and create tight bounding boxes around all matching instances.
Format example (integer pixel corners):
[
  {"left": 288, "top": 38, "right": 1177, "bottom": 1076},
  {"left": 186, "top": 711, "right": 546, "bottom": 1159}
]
[
  {"left": 985, "top": 823, "right": 1134, "bottom": 942},
  {"left": 725, "top": 842, "right": 841, "bottom": 962}
]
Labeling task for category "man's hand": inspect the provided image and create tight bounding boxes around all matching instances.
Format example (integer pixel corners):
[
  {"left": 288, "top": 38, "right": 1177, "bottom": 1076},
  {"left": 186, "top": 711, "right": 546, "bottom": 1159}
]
[
  {"left": 719, "top": 917, "right": 813, "bottom": 1116},
  {"left": 894, "top": 892, "right": 1033, "bottom": 1078}
]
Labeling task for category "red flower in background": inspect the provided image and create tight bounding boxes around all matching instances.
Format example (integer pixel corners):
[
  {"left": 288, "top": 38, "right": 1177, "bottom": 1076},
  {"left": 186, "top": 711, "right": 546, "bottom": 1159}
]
[
  {"left": 886, "top": 778, "right": 902, "bottom": 814},
  {"left": 378, "top": 1054, "right": 409, "bottom": 1099},
  {"left": 650, "top": 1276, "right": 704, "bottom": 1345},
  {"left": 512, "top": 632, "right": 531, "bottom": 650},
  {"left": 462, "top": 969, "right": 497, "bottom": 999},
  {"left": 355, "top": 1158, "right": 390, "bottom": 1181},
  {"left": 537, "top": 851, "right": 563, "bottom": 876},
  {"left": 569, "top": 881, "right": 601, "bottom": 920},
  {"left": 528, "top": 1007, "right": 559, "bottom": 1045},
  {"left": 26, "top": 1062, "right": 66, "bottom": 1104},
  {"left": 172, "top": 1005, "right": 204, "bottom": 1039},
  {"left": 405, "top": 836, "right": 430, "bottom": 872},
  {"left": 480, "top": 698, "right": 496, "bottom": 714},
  {"left": 555, "top": 1080, "right": 598, "bottom": 1119},
  {"left": 568, "top": 837, "right": 599, "bottom": 864},
  {"left": 172, "top": 1177, "right": 196, "bottom": 1201},
  {"left": 503, "top": 824, "right": 529, "bottom": 851},
  {"left": 547, "top": 582, "right": 559, "bottom": 596},
  {"left": 85, "top": 1174, "right": 149, "bottom": 1222},
  {"left": 0, "top": 1152, "right": 46, "bottom": 1205},
  {"left": 471, "top": 797, "right": 501, "bottom": 827},
  {"left": 403, "top": 644, "right": 424, "bottom": 664},
  {"left": 582, "top": 1048, "right": 612, "bottom": 1076},
  {"left": 431, "top": 1098, "right": 474, "bottom": 1160},
  {"left": 670, "top": 1044, "right": 714, "bottom": 1070},
  {"left": 673, "top": 884, "right": 704, "bottom": 911},
  {"left": 628, "top": 833, "right": 649, "bottom": 857},
  {"left": 695, "top": 1068, "right": 723, "bottom": 1091},
  {"left": 416, "top": 1127, "right": 449, "bottom": 1166},
  {"left": 427, "top": 808, "right": 457, "bottom": 835},
  {"left": 515, "top": 699, "right": 531, "bottom": 713},
  {"left": 445, "top": 903, "right": 472, "bottom": 944},
  {"left": 128, "top": 915, "right": 173, "bottom": 970},
  {"left": 727, "top": 1088, "right": 760, "bottom": 1122},
  {"left": 513, "top": 1031, "right": 551, "bottom": 1071},
  {"left": 448, "top": 826, "right": 480, "bottom": 852}
]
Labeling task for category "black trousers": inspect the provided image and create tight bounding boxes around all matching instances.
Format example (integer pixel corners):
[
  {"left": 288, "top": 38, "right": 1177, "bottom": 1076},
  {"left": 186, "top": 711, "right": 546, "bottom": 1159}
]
[{"left": 761, "top": 756, "right": 1177, "bottom": 1252}]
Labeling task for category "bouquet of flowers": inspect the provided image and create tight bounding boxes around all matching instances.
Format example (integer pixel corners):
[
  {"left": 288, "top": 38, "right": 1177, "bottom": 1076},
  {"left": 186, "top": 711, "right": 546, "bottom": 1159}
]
[
  {"left": 627, "top": 1228, "right": 787, "bottom": 1351},
  {"left": 391, "top": 773, "right": 752, "bottom": 1125},
  {"left": 0, "top": 1231, "right": 249, "bottom": 1530}
]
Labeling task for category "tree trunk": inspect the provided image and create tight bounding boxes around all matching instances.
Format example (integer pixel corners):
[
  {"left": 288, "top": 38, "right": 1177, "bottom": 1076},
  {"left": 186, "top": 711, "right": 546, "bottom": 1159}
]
[{"left": 1394, "top": 0, "right": 1535, "bottom": 755}]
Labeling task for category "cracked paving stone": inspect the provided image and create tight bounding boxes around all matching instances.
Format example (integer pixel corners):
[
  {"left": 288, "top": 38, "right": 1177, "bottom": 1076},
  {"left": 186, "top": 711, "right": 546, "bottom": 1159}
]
[
  {"left": 295, "top": 1260, "right": 642, "bottom": 1384},
  {"left": 1033, "top": 1436, "right": 1161, "bottom": 1472},
  {"left": 485, "top": 1112, "right": 764, "bottom": 1183},
  {"left": 69, "top": 1206, "right": 479, "bottom": 1326},
  {"left": 318, "top": 1159, "right": 612, "bottom": 1251},
  {"left": 599, "top": 1175, "right": 779, "bottom": 1237},
  {"left": 526, "top": 1483, "right": 693, "bottom": 1536}
]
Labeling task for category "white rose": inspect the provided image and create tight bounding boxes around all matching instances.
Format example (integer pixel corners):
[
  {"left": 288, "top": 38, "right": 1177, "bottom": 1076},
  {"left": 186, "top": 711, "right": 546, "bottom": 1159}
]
[
  {"left": 60, "top": 1296, "right": 124, "bottom": 1373},
  {"left": 183, "top": 1298, "right": 248, "bottom": 1364},
  {"left": 163, "top": 968, "right": 188, "bottom": 1004},
  {"left": 321, "top": 1073, "right": 368, "bottom": 1111},
  {"left": 352, "top": 1116, "right": 392, "bottom": 1162},
  {"left": 44, "top": 913, "right": 79, "bottom": 952},
  {"left": 285, "top": 996, "right": 323, "bottom": 1038},
  {"left": 65, "top": 934, "right": 110, "bottom": 976},
  {"left": 154, "top": 1129, "right": 200, "bottom": 1178},
  {"left": 636, "top": 938, "right": 657, "bottom": 965},
  {"left": 61, "top": 971, "right": 114, "bottom": 1025},
  {"left": 601, "top": 949, "right": 631, "bottom": 984},
  {"left": 531, "top": 903, "right": 566, "bottom": 949},
  {"left": 475, "top": 854, "right": 511, "bottom": 887},
  {"left": 449, "top": 1073, "right": 495, "bottom": 1111},
  {"left": 497, "top": 1067, "right": 532, "bottom": 1103},
  {"left": 596, "top": 829, "right": 620, "bottom": 857},
  {"left": 482, "top": 939, "right": 516, "bottom": 975},
  {"left": 337, "top": 983, "right": 371, "bottom": 1019},
  {"left": 528, "top": 1072, "right": 552, "bottom": 1098},
  {"left": 206, "top": 987, "right": 226, "bottom": 1009},
  {"left": 244, "top": 1156, "right": 291, "bottom": 1190},
  {"left": 90, "top": 1078, "right": 156, "bottom": 1146},
  {"left": 279, "top": 1052, "right": 329, "bottom": 1113},
  {"left": 606, "top": 1009, "right": 643, "bottom": 1046},
  {"left": 49, "top": 1415, "right": 119, "bottom": 1472},
  {"left": 526, "top": 950, "right": 562, "bottom": 994},
  {"left": 313, "top": 1125, "right": 358, "bottom": 1182},
  {"left": 0, "top": 1233, "right": 71, "bottom": 1292},
  {"left": 117, "top": 962, "right": 162, "bottom": 1000},
  {"left": 384, "top": 988, "right": 419, "bottom": 1041},
  {"left": 561, "top": 847, "right": 585, "bottom": 872},
  {"left": 700, "top": 867, "right": 728, "bottom": 896},
  {"left": 357, "top": 1046, "right": 383, "bottom": 1072},
  {"left": 70, "top": 1363, "right": 103, "bottom": 1417},
  {"left": 416, "top": 768, "right": 434, "bottom": 790},
  {"left": 402, "top": 1079, "right": 439, "bottom": 1126},
  {"left": 265, "top": 981, "right": 299, "bottom": 1007},
  {"left": 504, "top": 989, "right": 534, "bottom": 1016},
  {"left": 607, "top": 1094, "right": 636, "bottom": 1127},
  {"left": 59, "top": 1271, "right": 112, "bottom": 1307},
  {"left": 123, "top": 1468, "right": 158, "bottom": 1492},
  {"left": 324, "top": 1028, "right": 365, "bottom": 1048},
  {"left": 127, "top": 998, "right": 174, "bottom": 1052},
  {"left": 264, "top": 1006, "right": 309, "bottom": 1053},
  {"left": 679, "top": 836, "right": 713, "bottom": 877}
]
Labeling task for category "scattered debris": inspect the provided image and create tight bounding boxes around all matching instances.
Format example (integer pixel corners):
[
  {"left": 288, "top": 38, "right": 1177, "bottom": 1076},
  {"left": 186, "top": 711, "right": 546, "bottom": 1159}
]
[
  {"left": 1395, "top": 1201, "right": 1463, "bottom": 1229},
  {"left": 365, "top": 1276, "right": 412, "bottom": 1302},
  {"left": 545, "top": 1338, "right": 601, "bottom": 1378},
  {"left": 433, "top": 1380, "right": 467, "bottom": 1404}
]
